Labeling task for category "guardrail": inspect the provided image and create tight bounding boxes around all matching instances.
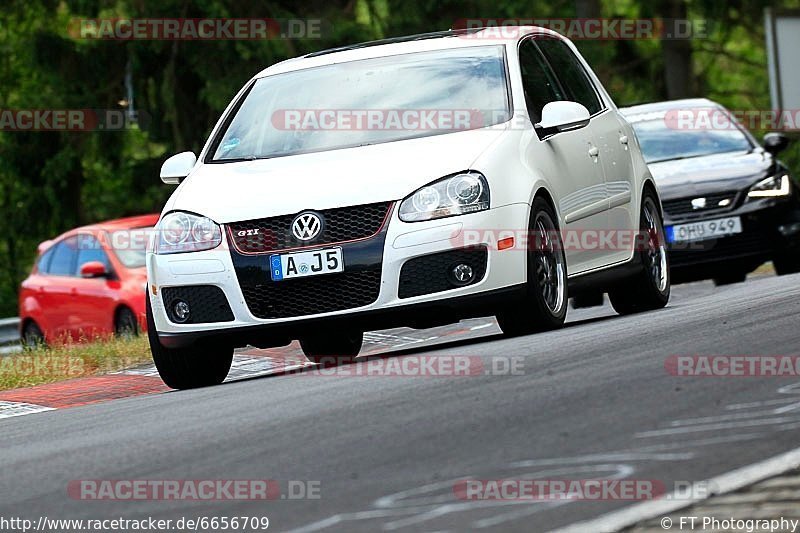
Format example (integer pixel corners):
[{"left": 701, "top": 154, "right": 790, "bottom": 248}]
[{"left": 0, "top": 317, "right": 21, "bottom": 348}]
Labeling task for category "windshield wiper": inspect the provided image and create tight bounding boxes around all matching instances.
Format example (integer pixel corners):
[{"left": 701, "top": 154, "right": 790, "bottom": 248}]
[{"left": 211, "top": 155, "right": 271, "bottom": 163}]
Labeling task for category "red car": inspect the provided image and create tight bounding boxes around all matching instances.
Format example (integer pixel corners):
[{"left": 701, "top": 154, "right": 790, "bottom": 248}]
[{"left": 19, "top": 214, "right": 160, "bottom": 345}]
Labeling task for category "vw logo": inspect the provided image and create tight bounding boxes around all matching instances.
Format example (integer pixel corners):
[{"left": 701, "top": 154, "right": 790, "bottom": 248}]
[{"left": 291, "top": 212, "right": 323, "bottom": 241}]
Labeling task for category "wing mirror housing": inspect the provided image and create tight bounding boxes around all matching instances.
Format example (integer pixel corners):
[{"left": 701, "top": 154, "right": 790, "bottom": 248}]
[
  {"left": 535, "top": 101, "right": 591, "bottom": 137},
  {"left": 79, "top": 261, "right": 109, "bottom": 278},
  {"left": 160, "top": 152, "right": 197, "bottom": 184},
  {"left": 764, "top": 132, "right": 791, "bottom": 155}
]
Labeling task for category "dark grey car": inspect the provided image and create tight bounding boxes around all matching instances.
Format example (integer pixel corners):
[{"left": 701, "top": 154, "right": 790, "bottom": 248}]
[{"left": 621, "top": 98, "right": 800, "bottom": 285}]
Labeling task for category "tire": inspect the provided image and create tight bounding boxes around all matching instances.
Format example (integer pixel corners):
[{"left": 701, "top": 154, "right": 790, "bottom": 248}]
[
  {"left": 609, "top": 191, "right": 671, "bottom": 315},
  {"left": 713, "top": 272, "right": 748, "bottom": 286},
  {"left": 146, "top": 297, "right": 233, "bottom": 389},
  {"left": 496, "top": 197, "right": 568, "bottom": 336},
  {"left": 22, "top": 321, "right": 45, "bottom": 348},
  {"left": 571, "top": 292, "right": 605, "bottom": 309},
  {"left": 300, "top": 332, "right": 363, "bottom": 364},
  {"left": 115, "top": 307, "right": 139, "bottom": 338},
  {"left": 774, "top": 253, "right": 800, "bottom": 276}
]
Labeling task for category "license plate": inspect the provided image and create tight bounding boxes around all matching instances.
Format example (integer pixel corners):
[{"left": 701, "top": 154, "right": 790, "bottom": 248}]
[
  {"left": 270, "top": 247, "right": 344, "bottom": 281},
  {"left": 666, "top": 217, "right": 743, "bottom": 243}
]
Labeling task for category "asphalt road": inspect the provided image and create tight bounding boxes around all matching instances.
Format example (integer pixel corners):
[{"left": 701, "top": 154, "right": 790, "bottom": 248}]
[{"left": 2, "top": 273, "right": 800, "bottom": 532}]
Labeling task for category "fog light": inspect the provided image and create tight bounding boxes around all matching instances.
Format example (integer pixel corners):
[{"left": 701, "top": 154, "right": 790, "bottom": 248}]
[
  {"left": 172, "top": 300, "right": 190, "bottom": 323},
  {"left": 450, "top": 263, "right": 475, "bottom": 286}
]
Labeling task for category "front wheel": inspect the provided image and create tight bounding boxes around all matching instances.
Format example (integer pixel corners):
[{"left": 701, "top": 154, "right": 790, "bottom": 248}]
[
  {"left": 146, "top": 298, "right": 233, "bottom": 389},
  {"left": 609, "top": 191, "right": 671, "bottom": 315},
  {"left": 496, "top": 197, "right": 568, "bottom": 336},
  {"left": 115, "top": 306, "right": 139, "bottom": 337}
]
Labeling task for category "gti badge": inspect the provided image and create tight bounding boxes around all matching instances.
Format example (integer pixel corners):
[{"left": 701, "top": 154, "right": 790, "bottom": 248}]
[
  {"left": 691, "top": 197, "right": 707, "bottom": 210},
  {"left": 291, "top": 212, "right": 323, "bottom": 241},
  {"left": 237, "top": 228, "right": 260, "bottom": 237}
]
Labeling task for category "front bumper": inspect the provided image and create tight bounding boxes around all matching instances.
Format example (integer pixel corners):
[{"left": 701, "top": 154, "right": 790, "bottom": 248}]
[
  {"left": 664, "top": 196, "right": 800, "bottom": 279},
  {"left": 147, "top": 203, "right": 530, "bottom": 347}
]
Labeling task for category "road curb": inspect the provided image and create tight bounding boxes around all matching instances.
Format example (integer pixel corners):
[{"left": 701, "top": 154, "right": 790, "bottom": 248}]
[{"left": 551, "top": 446, "right": 800, "bottom": 533}]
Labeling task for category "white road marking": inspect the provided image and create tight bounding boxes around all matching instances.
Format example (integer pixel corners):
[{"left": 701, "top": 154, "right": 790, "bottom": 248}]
[
  {"left": 725, "top": 398, "right": 800, "bottom": 410},
  {"left": 551, "top": 445, "right": 800, "bottom": 533},
  {"left": 0, "top": 401, "right": 54, "bottom": 419},
  {"left": 635, "top": 415, "right": 800, "bottom": 437}
]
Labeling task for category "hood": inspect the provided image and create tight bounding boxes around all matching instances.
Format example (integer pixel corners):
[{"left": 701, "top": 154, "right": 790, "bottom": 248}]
[
  {"left": 170, "top": 128, "right": 506, "bottom": 223},
  {"left": 648, "top": 151, "right": 775, "bottom": 200}
]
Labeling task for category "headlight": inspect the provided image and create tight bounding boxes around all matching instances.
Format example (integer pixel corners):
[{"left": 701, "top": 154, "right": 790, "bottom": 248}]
[
  {"left": 748, "top": 174, "right": 791, "bottom": 198},
  {"left": 399, "top": 172, "right": 490, "bottom": 222},
  {"left": 155, "top": 211, "right": 222, "bottom": 254}
]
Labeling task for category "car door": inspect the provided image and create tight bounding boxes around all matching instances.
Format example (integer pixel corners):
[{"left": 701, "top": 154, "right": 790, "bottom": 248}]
[
  {"left": 70, "top": 232, "right": 119, "bottom": 338},
  {"left": 43, "top": 236, "right": 80, "bottom": 341},
  {"left": 536, "top": 37, "right": 636, "bottom": 265},
  {"left": 519, "top": 37, "right": 608, "bottom": 273}
]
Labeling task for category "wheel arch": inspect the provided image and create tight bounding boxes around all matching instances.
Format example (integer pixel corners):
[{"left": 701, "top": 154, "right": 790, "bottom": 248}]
[
  {"left": 531, "top": 186, "right": 561, "bottom": 229},
  {"left": 113, "top": 304, "right": 137, "bottom": 331},
  {"left": 641, "top": 179, "right": 663, "bottom": 216}
]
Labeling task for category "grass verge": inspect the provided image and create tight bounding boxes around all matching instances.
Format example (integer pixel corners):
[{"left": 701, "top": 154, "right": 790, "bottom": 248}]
[{"left": 0, "top": 336, "right": 152, "bottom": 391}]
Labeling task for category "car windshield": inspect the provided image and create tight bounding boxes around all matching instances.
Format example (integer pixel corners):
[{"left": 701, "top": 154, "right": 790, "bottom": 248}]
[
  {"left": 629, "top": 115, "right": 752, "bottom": 164},
  {"left": 210, "top": 45, "right": 510, "bottom": 161},
  {"left": 109, "top": 227, "right": 152, "bottom": 268}
]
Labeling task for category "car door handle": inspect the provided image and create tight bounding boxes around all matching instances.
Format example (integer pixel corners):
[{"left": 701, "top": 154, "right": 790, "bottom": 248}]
[
  {"left": 588, "top": 146, "right": 599, "bottom": 158},
  {"left": 619, "top": 135, "right": 629, "bottom": 145}
]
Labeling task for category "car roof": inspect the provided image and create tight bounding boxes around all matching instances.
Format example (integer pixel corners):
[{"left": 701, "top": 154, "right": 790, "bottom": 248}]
[
  {"left": 619, "top": 98, "right": 722, "bottom": 118},
  {"left": 76, "top": 213, "right": 160, "bottom": 232},
  {"left": 254, "top": 26, "right": 564, "bottom": 78}
]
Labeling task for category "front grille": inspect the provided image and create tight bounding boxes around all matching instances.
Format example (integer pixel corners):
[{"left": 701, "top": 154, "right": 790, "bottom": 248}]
[
  {"left": 241, "top": 268, "right": 381, "bottom": 319},
  {"left": 227, "top": 202, "right": 393, "bottom": 254},
  {"left": 399, "top": 247, "right": 488, "bottom": 299},
  {"left": 161, "top": 285, "right": 234, "bottom": 324},
  {"left": 669, "top": 232, "right": 771, "bottom": 267},
  {"left": 662, "top": 191, "right": 740, "bottom": 218}
]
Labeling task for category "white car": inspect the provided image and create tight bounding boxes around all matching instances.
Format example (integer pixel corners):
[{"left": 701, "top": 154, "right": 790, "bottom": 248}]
[{"left": 147, "top": 26, "right": 670, "bottom": 389}]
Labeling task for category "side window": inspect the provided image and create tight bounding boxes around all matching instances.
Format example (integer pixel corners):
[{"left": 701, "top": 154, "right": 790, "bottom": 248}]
[
  {"left": 535, "top": 38, "right": 602, "bottom": 115},
  {"left": 48, "top": 237, "right": 79, "bottom": 277},
  {"left": 37, "top": 248, "right": 54, "bottom": 275},
  {"left": 518, "top": 39, "right": 565, "bottom": 125},
  {"left": 75, "top": 233, "right": 112, "bottom": 275}
]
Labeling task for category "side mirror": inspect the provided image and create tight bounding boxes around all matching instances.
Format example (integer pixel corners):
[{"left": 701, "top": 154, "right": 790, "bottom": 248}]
[
  {"left": 535, "top": 101, "right": 591, "bottom": 136},
  {"left": 764, "top": 132, "right": 790, "bottom": 155},
  {"left": 160, "top": 151, "right": 197, "bottom": 185},
  {"left": 80, "top": 261, "right": 108, "bottom": 278}
]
